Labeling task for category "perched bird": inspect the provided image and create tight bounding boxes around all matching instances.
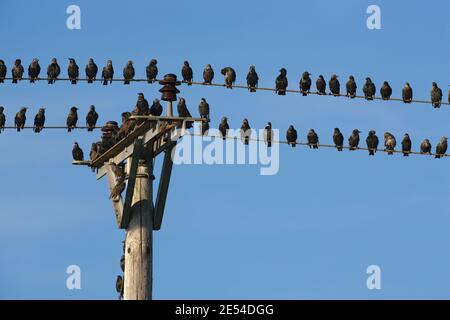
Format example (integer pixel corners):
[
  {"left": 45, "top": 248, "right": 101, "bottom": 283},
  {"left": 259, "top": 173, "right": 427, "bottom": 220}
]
[
  {"left": 47, "top": 58, "right": 61, "bottom": 84},
  {"left": 203, "top": 64, "right": 214, "bottom": 84},
  {"left": 420, "top": 139, "right": 432, "bottom": 154},
  {"left": 15, "top": 107, "right": 27, "bottom": 132},
  {"left": 307, "top": 129, "right": 319, "bottom": 149},
  {"left": 0, "top": 106, "right": 6, "bottom": 133},
  {"left": 299, "top": 72, "right": 312, "bottom": 96},
  {"left": 33, "top": 108, "right": 45, "bottom": 133},
  {"left": 72, "top": 142, "right": 84, "bottom": 161},
  {"left": 110, "top": 178, "right": 126, "bottom": 200},
  {"left": 384, "top": 132, "right": 396, "bottom": 155},
  {"left": 67, "top": 58, "right": 79, "bottom": 84},
  {"left": 346, "top": 76, "right": 357, "bottom": 98},
  {"left": 102, "top": 60, "right": 114, "bottom": 85},
  {"left": 448, "top": 90, "right": 450, "bottom": 104},
  {"left": 110, "top": 163, "right": 126, "bottom": 180},
  {"left": 120, "top": 254, "right": 125, "bottom": 272},
  {"left": 366, "top": 130, "right": 379, "bottom": 155},
  {"left": 89, "top": 143, "right": 98, "bottom": 161},
  {"left": 149, "top": 99, "right": 163, "bottom": 116},
  {"left": 329, "top": 74, "right": 340, "bottom": 96},
  {"left": 240, "top": 118, "right": 251, "bottom": 145},
  {"left": 135, "top": 92, "right": 149, "bottom": 115},
  {"left": 275, "top": 68, "right": 288, "bottom": 95},
  {"left": 86, "top": 105, "right": 99, "bottom": 131},
  {"left": 12, "top": 59, "right": 24, "bottom": 83},
  {"left": 380, "top": 81, "right": 392, "bottom": 100},
  {"left": 116, "top": 275, "right": 124, "bottom": 298},
  {"left": 181, "top": 61, "right": 193, "bottom": 85},
  {"left": 85, "top": 58, "right": 98, "bottom": 83},
  {"left": 118, "top": 112, "right": 134, "bottom": 140},
  {"left": 177, "top": 97, "right": 193, "bottom": 129},
  {"left": 146, "top": 59, "right": 158, "bottom": 83},
  {"left": 28, "top": 58, "right": 41, "bottom": 83},
  {"left": 264, "top": 122, "right": 273, "bottom": 147},
  {"left": 246, "top": 65, "right": 259, "bottom": 92},
  {"left": 201, "top": 121, "right": 209, "bottom": 136},
  {"left": 363, "top": 77, "right": 376, "bottom": 100},
  {"left": 221, "top": 67, "right": 236, "bottom": 89},
  {"left": 0, "top": 59, "right": 6, "bottom": 83},
  {"left": 198, "top": 98, "right": 210, "bottom": 119},
  {"left": 316, "top": 75, "right": 326, "bottom": 95},
  {"left": 286, "top": 125, "right": 297, "bottom": 147},
  {"left": 66, "top": 106, "right": 78, "bottom": 132},
  {"left": 333, "top": 128, "right": 344, "bottom": 151},
  {"left": 435, "top": 137, "right": 448, "bottom": 158},
  {"left": 402, "top": 83, "right": 413, "bottom": 103},
  {"left": 401, "top": 134, "right": 412, "bottom": 157},
  {"left": 123, "top": 60, "right": 135, "bottom": 85},
  {"left": 431, "top": 82, "right": 443, "bottom": 108},
  {"left": 348, "top": 129, "right": 361, "bottom": 150},
  {"left": 219, "top": 117, "right": 229, "bottom": 140}
]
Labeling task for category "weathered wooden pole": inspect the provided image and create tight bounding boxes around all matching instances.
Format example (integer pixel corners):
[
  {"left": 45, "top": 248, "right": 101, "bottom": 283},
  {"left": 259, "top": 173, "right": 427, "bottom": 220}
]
[{"left": 123, "top": 162, "right": 153, "bottom": 300}]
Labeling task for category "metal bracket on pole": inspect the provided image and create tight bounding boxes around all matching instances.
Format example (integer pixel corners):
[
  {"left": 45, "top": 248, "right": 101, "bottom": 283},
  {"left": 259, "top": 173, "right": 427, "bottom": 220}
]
[
  {"left": 153, "top": 142, "right": 176, "bottom": 230},
  {"left": 120, "top": 138, "right": 144, "bottom": 229}
]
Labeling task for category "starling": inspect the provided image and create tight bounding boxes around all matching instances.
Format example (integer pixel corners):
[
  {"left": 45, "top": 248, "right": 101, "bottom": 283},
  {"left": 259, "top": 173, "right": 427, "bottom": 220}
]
[
  {"left": 116, "top": 275, "right": 124, "bottom": 298},
  {"left": 402, "top": 83, "right": 413, "bottom": 103},
  {"left": 363, "top": 77, "right": 376, "bottom": 100},
  {"left": 435, "top": 137, "right": 448, "bottom": 158},
  {"left": 15, "top": 107, "right": 27, "bottom": 132},
  {"left": 86, "top": 105, "right": 99, "bottom": 131},
  {"left": 102, "top": 60, "right": 114, "bottom": 85},
  {"left": 110, "top": 178, "right": 126, "bottom": 200},
  {"left": 47, "top": 58, "right": 60, "bottom": 84},
  {"left": 384, "top": 132, "right": 396, "bottom": 155},
  {"left": 12, "top": 59, "right": 24, "bottom": 83},
  {"left": 286, "top": 125, "right": 297, "bottom": 147},
  {"left": 219, "top": 117, "right": 229, "bottom": 140},
  {"left": 181, "top": 61, "right": 193, "bottom": 85},
  {"left": 89, "top": 142, "right": 98, "bottom": 161},
  {"left": 431, "top": 82, "right": 443, "bottom": 108},
  {"left": 85, "top": 58, "right": 98, "bottom": 83},
  {"left": 333, "top": 128, "right": 344, "bottom": 151},
  {"left": 28, "top": 58, "right": 41, "bottom": 83},
  {"left": 0, "top": 60, "right": 6, "bottom": 83},
  {"left": 0, "top": 106, "right": 5, "bottom": 133},
  {"left": 201, "top": 121, "right": 209, "bottom": 136},
  {"left": 346, "top": 75, "right": 357, "bottom": 98},
  {"left": 299, "top": 72, "right": 312, "bottom": 96},
  {"left": 348, "top": 129, "right": 361, "bottom": 150},
  {"left": 198, "top": 98, "right": 210, "bottom": 119},
  {"left": 120, "top": 254, "right": 125, "bottom": 272},
  {"left": 135, "top": 92, "right": 150, "bottom": 115},
  {"left": 307, "top": 129, "right": 319, "bottom": 149},
  {"left": 380, "top": 81, "right": 392, "bottom": 100},
  {"left": 420, "top": 139, "right": 432, "bottom": 154},
  {"left": 66, "top": 106, "right": 78, "bottom": 132},
  {"left": 275, "top": 68, "right": 288, "bottom": 95},
  {"left": 67, "top": 58, "right": 79, "bottom": 84},
  {"left": 149, "top": 99, "right": 163, "bottom": 116},
  {"left": 329, "top": 74, "right": 340, "bottom": 96},
  {"left": 146, "top": 59, "right": 158, "bottom": 83},
  {"left": 264, "top": 122, "right": 273, "bottom": 148},
  {"left": 203, "top": 64, "right": 214, "bottom": 84},
  {"left": 366, "top": 130, "right": 379, "bottom": 155},
  {"left": 72, "top": 142, "right": 84, "bottom": 161},
  {"left": 33, "top": 108, "right": 45, "bottom": 133},
  {"left": 316, "top": 75, "right": 326, "bottom": 95},
  {"left": 240, "top": 118, "right": 251, "bottom": 145},
  {"left": 221, "top": 67, "right": 236, "bottom": 89},
  {"left": 246, "top": 65, "right": 259, "bottom": 92},
  {"left": 177, "top": 97, "right": 193, "bottom": 129},
  {"left": 111, "top": 163, "right": 126, "bottom": 180},
  {"left": 118, "top": 112, "right": 134, "bottom": 140},
  {"left": 401, "top": 134, "right": 412, "bottom": 157},
  {"left": 123, "top": 60, "right": 135, "bottom": 85}
]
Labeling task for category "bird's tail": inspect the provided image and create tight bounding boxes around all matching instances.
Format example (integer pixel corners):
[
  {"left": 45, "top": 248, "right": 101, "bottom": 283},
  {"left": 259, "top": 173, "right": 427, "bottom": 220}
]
[
  {"left": 435, "top": 154, "right": 441, "bottom": 159},
  {"left": 88, "top": 127, "right": 93, "bottom": 132},
  {"left": 30, "top": 79, "right": 35, "bottom": 83},
  {"left": 124, "top": 80, "right": 130, "bottom": 85},
  {"left": 337, "top": 146, "right": 343, "bottom": 151},
  {"left": 12, "top": 79, "right": 17, "bottom": 84},
  {"left": 187, "top": 82, "right": 192, "bottom": 86},
  {"left": 0, "top": 79, "right": 4, "bottom": 83},
  {"left": 48, "top": 80, "right": 53, "bottom": 84},
  {"left": 403, "top": 153, "right": 409, "bottom": 157},
  {"left": 313, "top": 145, "right": 318, "bottom": 149},
  {"left": 103, "top": 80, "right": 107, "bottom": 85},
  {"left": 302, "top": 91, "right": 307, "bottom": 96},
  {"left": 87, "top": 79, "right": 93, "bottom": 83},
  {"left": 68, "top": 127, "right": 72, "bottom": 132},
  {"left": 17, "top": 127, "right": 20, "bottom": 132},
  {"left": 369, "top": 150, "right": 374, "bottom": 156}
]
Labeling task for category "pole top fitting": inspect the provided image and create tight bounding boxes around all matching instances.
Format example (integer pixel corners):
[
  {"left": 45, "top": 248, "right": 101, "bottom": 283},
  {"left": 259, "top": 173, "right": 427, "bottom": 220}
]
[{"left": 159, "top": 74, "right": 181, "bottom": 102}]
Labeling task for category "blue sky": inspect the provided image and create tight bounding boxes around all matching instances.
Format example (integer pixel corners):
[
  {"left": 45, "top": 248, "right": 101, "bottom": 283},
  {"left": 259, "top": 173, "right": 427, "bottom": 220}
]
[{"left": 0, "top": 0, "right": 449, "bottom": 299}]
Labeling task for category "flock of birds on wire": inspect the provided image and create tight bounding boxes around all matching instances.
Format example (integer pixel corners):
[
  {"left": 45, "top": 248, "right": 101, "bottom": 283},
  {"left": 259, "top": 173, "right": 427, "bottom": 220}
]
[
  {"left": 68, "top": 92, "right": 450, "bottom": 164},
  {"left": 0, "top": 57, "right": 449, "bottom": 106}
]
